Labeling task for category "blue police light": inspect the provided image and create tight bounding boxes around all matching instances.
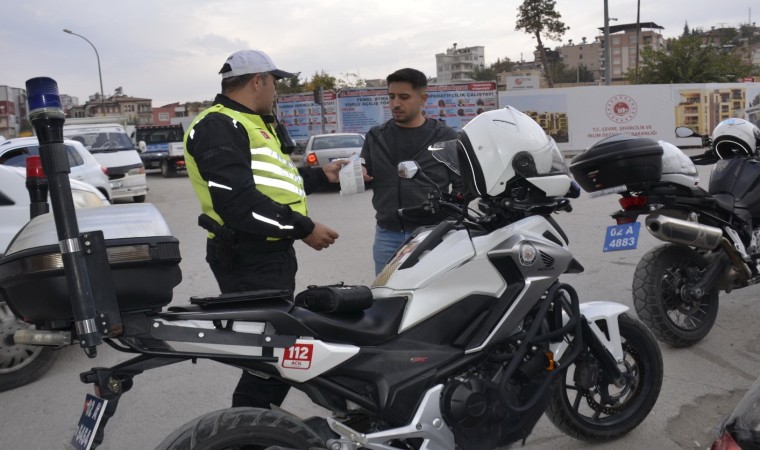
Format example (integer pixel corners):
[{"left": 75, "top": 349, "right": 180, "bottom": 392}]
[
  {"left": 26, "top": 77, "right": 65, "bottom": 145},
  {"left": 26, "top": 77, "right": 63, "bottom": 119}
]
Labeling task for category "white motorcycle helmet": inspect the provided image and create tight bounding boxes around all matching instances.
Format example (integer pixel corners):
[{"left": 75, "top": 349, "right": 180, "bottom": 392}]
[
  {"left": 711, "top": 118, "right": 760, "bottom": 159},
  {"left": 658, "top": 140, "right": 699, "bottom": 187},
  {"left": 456, "top": 106, "right": 572, "bottom": 198}
]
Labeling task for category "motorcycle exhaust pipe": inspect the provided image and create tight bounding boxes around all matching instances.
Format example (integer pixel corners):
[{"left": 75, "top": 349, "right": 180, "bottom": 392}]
[
  {"left": 11, "top": 329, "right": 72, "bottom": 346},
  {"left": 645, "top": 214, "right": 723, "bottom": 250}
]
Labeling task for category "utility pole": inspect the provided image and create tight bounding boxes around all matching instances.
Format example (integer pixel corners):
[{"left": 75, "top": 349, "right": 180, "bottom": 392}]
[{"left": 604, "top": 0, "right": 612, "bottom": 85}]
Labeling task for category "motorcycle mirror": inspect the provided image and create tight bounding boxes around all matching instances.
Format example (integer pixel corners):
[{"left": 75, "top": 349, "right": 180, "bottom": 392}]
[
  {"left": 675, "top": 126, "right": 700, "bottom": 138},
  {"left": 398, "top": 161, "right": 419, "bottom": 179}
]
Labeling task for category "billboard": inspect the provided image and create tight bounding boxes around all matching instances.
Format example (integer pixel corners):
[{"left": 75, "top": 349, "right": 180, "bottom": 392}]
[
  {"left": 276, "top": 91, "right": 338, "bottom": 142},
  {"left": 335, "top": 82, "right": 499, "bottom": 134},
  {"left": 500, "top": 83, "right": 760, "bottom": 152}
]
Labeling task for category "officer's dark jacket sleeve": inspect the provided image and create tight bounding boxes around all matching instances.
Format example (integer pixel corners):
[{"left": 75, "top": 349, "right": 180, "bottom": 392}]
[{"left": 187, "top": 113, "right": 315, "bottom": 240}]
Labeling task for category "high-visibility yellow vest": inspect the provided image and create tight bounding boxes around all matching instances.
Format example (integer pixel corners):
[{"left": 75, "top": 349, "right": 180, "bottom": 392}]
[{"left": 185, "top": 104, "right": 307, "bottom": 239}]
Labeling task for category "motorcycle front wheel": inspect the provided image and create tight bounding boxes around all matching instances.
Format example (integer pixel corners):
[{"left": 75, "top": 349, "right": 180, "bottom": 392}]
[
  {"left": 633, "top": 244, "right": 719, "bottom": 347},
  {"left": 545, "top": 313, "right": 663, "bottom": 441},
  {"left": 155, "top": 407, "right": 326, "bottom": 450}
]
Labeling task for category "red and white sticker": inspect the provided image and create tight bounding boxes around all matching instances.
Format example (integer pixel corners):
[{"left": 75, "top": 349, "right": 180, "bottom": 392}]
[{"left": 282, "top": 343, "right": 313, "bottom": 370}]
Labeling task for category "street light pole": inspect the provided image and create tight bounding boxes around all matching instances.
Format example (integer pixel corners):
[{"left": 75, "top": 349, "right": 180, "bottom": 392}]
[
  {"left": 63, "top": 29, "right": 105, "bottom": 116},
  {"left": 603, "top": 0, "right": 611, "bottom": 85}
]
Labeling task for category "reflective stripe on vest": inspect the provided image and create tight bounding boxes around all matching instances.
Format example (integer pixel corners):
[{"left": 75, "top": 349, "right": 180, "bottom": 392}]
[{"left": 184, "top": 104, "right": 307, "bottom": 239}]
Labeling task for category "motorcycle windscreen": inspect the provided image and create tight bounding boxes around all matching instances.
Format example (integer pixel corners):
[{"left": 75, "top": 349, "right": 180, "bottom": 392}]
[{"left": 717, "top": 374, "right": 760, "bottom": 447}]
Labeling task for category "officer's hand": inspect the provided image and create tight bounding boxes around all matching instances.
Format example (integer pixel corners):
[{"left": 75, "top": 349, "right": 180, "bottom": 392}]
[
  {"left": 302, "top": 221, "right": 339, "bottom": 250},
  {"left": 322, "top": 160, "right": 347, "bottom": 183}
]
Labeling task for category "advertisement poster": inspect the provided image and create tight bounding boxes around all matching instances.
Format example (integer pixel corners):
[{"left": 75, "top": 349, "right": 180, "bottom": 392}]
[
  {"left": 337, "top": 82, "right": 499, "bottom": 134},
  {"left": 501, "top": 83, "right": 760, "bottom": 152},
  {"left": 424, "top": 82, "right": 498, "bottom": 130},
  {"left": 277, "top": 91, "right": 338, "bottom": 143},
  {"left": 336, "top": 88, "right": 392, "bottom": 134}
]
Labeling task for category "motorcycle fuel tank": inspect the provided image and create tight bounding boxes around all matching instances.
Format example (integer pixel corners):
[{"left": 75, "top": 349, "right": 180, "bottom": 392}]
[{"left": 709, "top": 158, "right": 760, "bottom": 218}]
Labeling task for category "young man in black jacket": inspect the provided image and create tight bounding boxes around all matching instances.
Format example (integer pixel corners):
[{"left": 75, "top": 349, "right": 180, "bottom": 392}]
[{"left": 360, "top": 68, "right": 461, "bottom": 274}]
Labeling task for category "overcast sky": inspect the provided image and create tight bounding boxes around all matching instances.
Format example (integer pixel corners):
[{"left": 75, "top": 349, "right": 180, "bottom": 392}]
[{"left": 2, "top": 0, "right": 756, "bottom": 106}]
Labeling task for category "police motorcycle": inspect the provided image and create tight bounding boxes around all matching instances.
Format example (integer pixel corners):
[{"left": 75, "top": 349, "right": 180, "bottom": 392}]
[
  {"left": 569, "top": 118, "right": 760, "bottom": 348},
  {"left": 1, "top": 77, "right": 662, "bottom": 450}
]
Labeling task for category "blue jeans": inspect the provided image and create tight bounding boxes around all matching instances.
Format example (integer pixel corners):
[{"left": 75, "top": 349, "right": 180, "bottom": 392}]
[{"left": 374, "top": 225, "right": 415, "bottom": 275}]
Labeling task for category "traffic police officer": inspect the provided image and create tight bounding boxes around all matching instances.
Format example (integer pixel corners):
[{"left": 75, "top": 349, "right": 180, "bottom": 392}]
[{"left": 184, "top": 49, "right": 346, "bottom": 408}]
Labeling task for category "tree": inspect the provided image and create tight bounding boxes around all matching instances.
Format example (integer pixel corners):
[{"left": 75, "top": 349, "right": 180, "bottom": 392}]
[
  {"left": 473, "top": 57, "right": 515, "bottom": 81},
  {"left": 550, "top": 61, "right": 595, "bottom": 83},
  {"left": 515, "top": 0, "right": 568, "bottom": 88},
  {"left": 275, "top": 72, "right": 305, "bottom": 94},
  {"left": 633, "top": 33, "right": 754, "bottom": 84},
  {"left": 335, "top": 72, "right": 366, "bottom": 89},
  {"left": 304, "top": 70, "right": 337, "bottom": 91}
]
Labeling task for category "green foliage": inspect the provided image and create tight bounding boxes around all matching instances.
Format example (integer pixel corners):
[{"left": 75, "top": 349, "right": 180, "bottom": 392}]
[
  {"left": 473, "top": 57, "right": 515, "bottom": 81},
  {"left": 335, "top": 73, "right": 367, "bottom": 89},
  {"left": 515, "top": 0, "right": 568, "bottom": 41},
  {"left": 275, "top": 72, "right": 304, "bottom": 94},
  {"left": 550, "top": 62, "right": 595, "bottom": 83},
  {"left": 304, "top": 70, "right": 337, "bottom": 91},
  {"left": 634, "top": 34, "right": 755, "bottom": 84},
  {"left": 515, "top": 0, "right": 568, "bottom": 87}
]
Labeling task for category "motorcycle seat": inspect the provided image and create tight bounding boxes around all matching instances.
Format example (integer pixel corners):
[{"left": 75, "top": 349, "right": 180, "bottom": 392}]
[
  {"left": 160, "top": 296, "right": 408, "bottom": 347},
  {"left": 291, "top": 296, "right": 408, "bottom": 346}
]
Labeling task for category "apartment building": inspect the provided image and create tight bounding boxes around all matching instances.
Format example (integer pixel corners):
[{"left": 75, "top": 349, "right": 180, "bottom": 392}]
[{"left": 436, "top": 44, "right": 486, "bottom": 83}]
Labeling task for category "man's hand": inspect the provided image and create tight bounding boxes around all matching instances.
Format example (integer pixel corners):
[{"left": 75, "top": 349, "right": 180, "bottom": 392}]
[
  {"left": 302, "top": 221, "right": 339, "bottom": 250},
  {"left": 322, "top": 160, "right": 374, "bottom": 183}
]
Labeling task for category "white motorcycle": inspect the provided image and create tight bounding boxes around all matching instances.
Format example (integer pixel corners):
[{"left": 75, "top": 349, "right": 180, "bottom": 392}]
[{"left": 2, "top": 80, "right": 662, "bottom": 450}]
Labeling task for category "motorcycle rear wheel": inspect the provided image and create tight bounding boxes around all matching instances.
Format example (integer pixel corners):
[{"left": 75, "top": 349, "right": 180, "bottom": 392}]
[
  {"left": 545, "top": 313, "right": 663, "bottom": 441},
  {"left": 633, "top": 244, "right": 719, "bottom": 347},
  {"left": 155, "top": 407, "right": 326, "bottom": 450}
]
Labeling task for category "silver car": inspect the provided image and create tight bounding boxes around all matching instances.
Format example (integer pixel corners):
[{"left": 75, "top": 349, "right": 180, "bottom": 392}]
[
  {"left": 0, "top": 136, "right": 112, "bottom": 201},
  {"left": 302, "top": 133, "right": 364, "bottom": 168}
]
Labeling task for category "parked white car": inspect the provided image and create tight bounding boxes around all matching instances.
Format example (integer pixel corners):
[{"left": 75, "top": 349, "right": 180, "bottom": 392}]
[
  {"left": 0, "top": 136, "right": 112, "bottom": 201},
  {"left": 0, "top": 164, "right": 108, "bottom": 392},
  {"left": 63, "top": 123, "right": 148, "bottom": 203},
  {"left": 303, "top": 133, "right": 365, "bottom": 168}
]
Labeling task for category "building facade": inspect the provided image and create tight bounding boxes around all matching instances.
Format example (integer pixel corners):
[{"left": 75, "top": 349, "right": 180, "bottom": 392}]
[
  {"left": 597, "top": 22, "right": 667, "bottom": 82},
  {"left": 436, "top": 44, "right": 486, "bottom": 83},
  {"left": 0, "top": 85, "right": 28, "bottom": 139},
  {"left": 67, "top": 89, "right": 152, "bottom": 124}
]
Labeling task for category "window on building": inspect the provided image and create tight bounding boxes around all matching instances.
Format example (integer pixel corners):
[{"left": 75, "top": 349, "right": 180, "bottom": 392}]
[
  {"left": 613, "top": 48, "right": 621, "bottom": 55},
  {"left": 612, "top": 37, "right": 621, "bottom": 45},
  {"left": 159, "top": 112, "right": 169, "bottom": 122},
  {"left": 629, "top": 36, "right": 638, "bottom": 44}
]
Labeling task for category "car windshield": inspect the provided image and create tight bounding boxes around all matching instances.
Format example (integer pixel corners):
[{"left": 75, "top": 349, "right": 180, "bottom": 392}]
[
  {"left": 68, "top": 132, "right": 134, "bottom": 153},
  {"left": 311, "top": 135, "right": 364, "bottom": 150}
]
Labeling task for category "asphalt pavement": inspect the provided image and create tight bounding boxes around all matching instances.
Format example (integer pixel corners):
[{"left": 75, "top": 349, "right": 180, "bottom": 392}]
[{"left": 1, "top": 166, "right": 758, "bottom": 450}]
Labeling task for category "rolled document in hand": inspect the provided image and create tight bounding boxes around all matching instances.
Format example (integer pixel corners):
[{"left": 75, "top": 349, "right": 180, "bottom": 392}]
[{"left": 339, "top": 155, "right": 365, "bottom": 195}]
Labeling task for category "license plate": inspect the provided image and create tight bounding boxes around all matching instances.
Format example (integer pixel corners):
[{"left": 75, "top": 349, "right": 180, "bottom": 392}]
[
  {"left": 110, "top": 181, "right": 122, "bottom": 189},
  {"left": 603, "top": 222, "right": 641, "bottom": 252},
  {"left": 70, "top": 394, "right": 108, "bottom": 450}
]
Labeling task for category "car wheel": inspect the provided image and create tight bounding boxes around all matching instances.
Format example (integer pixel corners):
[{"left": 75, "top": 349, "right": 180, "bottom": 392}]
[
  {"left": 133, "top": 194, "right": 147, "bottom": 203},
  {"left": 0, "top": 302, "right": 58, "bottom": 392}
]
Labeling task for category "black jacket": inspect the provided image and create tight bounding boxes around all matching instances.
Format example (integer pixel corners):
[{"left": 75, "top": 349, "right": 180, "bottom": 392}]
[
  {"left": 186, "top": 94, "right": 328, "bottom": 241},
  {"left": 361, "top": 119, "right": 460, "bottom": 232}
]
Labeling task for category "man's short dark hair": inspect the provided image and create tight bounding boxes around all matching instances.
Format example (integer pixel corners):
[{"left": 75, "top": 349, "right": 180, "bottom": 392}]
[{"left": 386, "top": 68, "right": 427, "bottom": 90}]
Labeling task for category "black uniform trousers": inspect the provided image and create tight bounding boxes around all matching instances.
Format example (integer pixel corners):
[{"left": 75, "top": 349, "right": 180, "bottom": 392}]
[{"left": 206, "top": 238, "right": 296, "bottom": 408}]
